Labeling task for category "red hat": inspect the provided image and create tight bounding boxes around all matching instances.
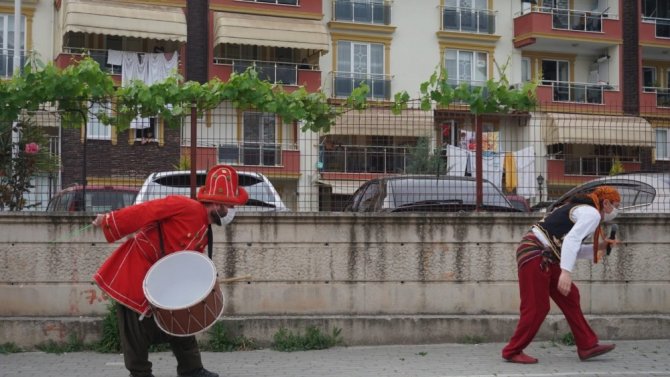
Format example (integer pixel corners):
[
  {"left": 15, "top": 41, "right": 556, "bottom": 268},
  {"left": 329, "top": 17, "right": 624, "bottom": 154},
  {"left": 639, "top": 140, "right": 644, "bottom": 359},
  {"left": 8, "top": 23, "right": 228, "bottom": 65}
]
[{"left": 196, "top": 165, "right": 249, "bottom": 206}]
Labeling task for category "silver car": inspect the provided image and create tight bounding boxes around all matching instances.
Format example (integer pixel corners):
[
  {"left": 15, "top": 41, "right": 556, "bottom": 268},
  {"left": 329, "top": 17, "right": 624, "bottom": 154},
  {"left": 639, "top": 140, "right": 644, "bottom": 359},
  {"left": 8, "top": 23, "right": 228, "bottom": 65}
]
[
  {"left": 546, "top": 172, "right": 670, "bottom": 213},
  {"left": 344, "top": 175, "right": 520, "bottom": 213},
  {"left": 135, "top": 170, "right": 289, "bottom": 212}
]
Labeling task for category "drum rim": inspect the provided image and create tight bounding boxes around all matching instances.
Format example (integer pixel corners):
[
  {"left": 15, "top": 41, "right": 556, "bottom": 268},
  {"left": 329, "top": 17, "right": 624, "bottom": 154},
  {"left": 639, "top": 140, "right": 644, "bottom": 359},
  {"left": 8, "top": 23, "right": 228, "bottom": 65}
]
[{"left": 143, "top": 250, "right": 217, "bottom": 310}]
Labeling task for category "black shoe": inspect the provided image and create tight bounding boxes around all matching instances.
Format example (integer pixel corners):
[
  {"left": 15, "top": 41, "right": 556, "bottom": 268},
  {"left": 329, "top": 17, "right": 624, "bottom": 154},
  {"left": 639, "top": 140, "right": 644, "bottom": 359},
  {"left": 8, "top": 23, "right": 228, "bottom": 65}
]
[
  {"left": 179, "top": 368, "right": 219, "bottom": 377},
  {"left": 129, "top": 374, "right": 155, "bottom": 377}
]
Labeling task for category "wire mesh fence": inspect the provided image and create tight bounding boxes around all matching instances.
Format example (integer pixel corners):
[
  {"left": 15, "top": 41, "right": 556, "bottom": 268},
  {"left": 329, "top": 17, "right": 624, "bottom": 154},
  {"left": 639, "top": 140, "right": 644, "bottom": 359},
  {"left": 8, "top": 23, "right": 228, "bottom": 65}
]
[{"left": 2, "top": 99, "right": 669, "bottom": 213}]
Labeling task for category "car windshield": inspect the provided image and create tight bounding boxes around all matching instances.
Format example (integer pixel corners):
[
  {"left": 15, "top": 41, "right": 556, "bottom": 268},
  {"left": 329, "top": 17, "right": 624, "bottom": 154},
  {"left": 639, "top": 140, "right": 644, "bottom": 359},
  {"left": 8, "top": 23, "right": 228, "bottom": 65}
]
[
  {"left": 145, "top": 173, "right": 278, "bottom": 207},
  {"left": 387, "top": 178, "right": 511, "bottom": 208}
]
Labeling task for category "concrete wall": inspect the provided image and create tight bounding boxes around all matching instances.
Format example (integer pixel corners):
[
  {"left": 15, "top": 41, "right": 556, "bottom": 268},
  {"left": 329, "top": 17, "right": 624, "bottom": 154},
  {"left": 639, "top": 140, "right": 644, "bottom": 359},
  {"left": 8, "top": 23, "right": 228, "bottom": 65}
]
[{"left": 1, "top": 212, "right": 669, "bottom": 347}]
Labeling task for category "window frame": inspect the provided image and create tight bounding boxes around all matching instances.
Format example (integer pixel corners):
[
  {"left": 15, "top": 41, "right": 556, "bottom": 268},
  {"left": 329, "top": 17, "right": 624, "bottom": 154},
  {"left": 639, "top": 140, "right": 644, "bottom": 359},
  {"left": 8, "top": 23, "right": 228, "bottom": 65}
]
[
  {"left": 86, "top": 101, "right": 113, "bottom": 140},
  {"left": 444, "top": 48, "right": 489, "bottom": 86},
  {"left": 657, "top": 128, "right": 670, "bottom": 161},
  {"left": 0, "top": 13, "right": 27, "bottom": 77}
]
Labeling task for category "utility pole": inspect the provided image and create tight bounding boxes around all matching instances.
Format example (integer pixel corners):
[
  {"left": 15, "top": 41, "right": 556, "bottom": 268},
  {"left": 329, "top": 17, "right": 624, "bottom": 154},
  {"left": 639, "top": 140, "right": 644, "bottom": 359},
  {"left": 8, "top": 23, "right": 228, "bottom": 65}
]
[{"left": 11, "top": 0, "right": 21, "bottom": 160}]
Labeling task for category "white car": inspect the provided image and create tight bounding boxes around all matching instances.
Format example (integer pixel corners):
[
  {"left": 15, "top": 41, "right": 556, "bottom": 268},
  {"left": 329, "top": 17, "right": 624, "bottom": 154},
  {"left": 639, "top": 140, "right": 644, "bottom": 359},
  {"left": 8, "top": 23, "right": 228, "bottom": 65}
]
[
  {"left": 546, "top": 172, "right": 670, "bottom": 213},
  {"left": 135, "top": 170, "right": 289, "bottom": 212}
]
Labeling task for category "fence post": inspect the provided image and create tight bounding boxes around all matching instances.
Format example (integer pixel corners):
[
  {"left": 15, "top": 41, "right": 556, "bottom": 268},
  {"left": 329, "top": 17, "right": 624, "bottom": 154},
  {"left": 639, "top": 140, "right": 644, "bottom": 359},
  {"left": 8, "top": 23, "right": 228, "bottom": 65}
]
[
  {"left": 475, "top": 114, "right": 482, "bottom": 211},
  {"left": 190, "top": 104, "right": 197, "bottom": 199}
]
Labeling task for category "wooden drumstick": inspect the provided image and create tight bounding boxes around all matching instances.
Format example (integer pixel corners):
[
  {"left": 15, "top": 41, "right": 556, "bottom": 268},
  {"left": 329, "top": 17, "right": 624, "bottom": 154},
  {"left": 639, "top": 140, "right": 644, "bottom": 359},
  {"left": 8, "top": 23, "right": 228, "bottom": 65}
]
[{"left": 219, "top": 275, "right": 252, "bottom": 283}]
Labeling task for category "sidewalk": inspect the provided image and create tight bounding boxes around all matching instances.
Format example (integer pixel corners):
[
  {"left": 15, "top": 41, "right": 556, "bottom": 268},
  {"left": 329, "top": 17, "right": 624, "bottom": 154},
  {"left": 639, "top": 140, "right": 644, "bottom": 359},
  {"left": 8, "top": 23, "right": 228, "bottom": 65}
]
[{"left": 2, "top": 339, "right": 670, "bottom": 377}]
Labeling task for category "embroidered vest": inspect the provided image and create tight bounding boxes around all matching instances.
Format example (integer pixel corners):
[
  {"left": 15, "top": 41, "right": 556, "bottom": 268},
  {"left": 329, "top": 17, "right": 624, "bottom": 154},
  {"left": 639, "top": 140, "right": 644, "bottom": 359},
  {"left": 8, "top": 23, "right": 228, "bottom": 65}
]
[{"left": 535, "top": 202, "right": 594, "bottom": 260}]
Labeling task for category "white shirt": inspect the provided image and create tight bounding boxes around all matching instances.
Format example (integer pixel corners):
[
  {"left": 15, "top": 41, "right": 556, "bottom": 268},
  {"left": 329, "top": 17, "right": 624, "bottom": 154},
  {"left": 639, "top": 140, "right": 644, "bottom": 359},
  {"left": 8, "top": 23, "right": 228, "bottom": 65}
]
[{"left": 531, "top": 205, "right": 601, "bottom": 272}]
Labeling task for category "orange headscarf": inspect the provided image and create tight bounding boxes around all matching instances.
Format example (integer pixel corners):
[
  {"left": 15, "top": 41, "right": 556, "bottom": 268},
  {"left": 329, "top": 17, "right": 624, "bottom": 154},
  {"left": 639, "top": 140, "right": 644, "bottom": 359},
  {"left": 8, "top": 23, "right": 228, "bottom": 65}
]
[{"left": 589, "top": 186, "right": 621, "bottom": 263}]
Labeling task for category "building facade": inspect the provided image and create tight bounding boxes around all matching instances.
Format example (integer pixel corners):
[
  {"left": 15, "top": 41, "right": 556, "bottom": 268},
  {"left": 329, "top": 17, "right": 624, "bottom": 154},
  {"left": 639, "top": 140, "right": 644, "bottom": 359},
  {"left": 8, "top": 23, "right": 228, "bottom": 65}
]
[{"left": 3, "top": 0, "right": 669, "bottom": 210}]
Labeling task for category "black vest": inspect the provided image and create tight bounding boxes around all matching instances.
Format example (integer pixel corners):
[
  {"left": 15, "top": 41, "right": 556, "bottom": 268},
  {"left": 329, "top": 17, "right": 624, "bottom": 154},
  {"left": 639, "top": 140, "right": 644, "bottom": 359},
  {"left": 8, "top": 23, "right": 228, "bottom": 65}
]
[{"left": 535, "top": 202, "right": 595, "bottom": 260}]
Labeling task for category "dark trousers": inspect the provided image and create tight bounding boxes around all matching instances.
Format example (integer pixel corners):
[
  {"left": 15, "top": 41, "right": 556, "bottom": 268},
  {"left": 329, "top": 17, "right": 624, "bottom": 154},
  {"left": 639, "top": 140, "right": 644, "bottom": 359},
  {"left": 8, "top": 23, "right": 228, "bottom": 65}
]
[{"left": 117, "top": 304, "right": 203, "bottom": 377}]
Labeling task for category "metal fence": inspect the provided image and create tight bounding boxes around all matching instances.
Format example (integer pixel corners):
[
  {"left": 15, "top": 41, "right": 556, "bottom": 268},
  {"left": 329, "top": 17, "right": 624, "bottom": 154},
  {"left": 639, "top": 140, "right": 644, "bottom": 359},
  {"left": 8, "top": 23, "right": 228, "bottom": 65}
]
[{"left": 2, "top": 100, "right": 669, "bottom": 214}]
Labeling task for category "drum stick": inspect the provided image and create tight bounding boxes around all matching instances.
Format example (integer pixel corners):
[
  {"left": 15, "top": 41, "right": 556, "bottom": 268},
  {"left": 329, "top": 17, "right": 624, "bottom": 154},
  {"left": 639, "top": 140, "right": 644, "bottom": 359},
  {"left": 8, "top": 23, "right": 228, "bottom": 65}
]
[
  {"left": 49, "top": 223, "right": 93, "bottom": 244},
  {"left": 219, "top": 275, "right": 252, "bottom": 283}
]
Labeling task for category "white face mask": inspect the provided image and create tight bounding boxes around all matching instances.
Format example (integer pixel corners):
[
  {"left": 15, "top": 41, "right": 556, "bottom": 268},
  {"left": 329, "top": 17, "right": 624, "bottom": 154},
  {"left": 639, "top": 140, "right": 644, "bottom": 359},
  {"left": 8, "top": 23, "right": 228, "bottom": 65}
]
[
  {"left": 603, "top": 207, "right": 619, "bottom": 222},
  {"left": 220, "top": 207, "right": 236, "bottom": 225}
]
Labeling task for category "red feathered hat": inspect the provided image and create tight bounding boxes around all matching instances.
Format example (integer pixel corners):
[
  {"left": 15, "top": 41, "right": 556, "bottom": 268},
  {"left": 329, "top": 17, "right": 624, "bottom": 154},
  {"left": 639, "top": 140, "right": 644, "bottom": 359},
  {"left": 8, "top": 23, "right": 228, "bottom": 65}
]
[{"left": 196, "top": 165, "right": 249, "bottom": 206}]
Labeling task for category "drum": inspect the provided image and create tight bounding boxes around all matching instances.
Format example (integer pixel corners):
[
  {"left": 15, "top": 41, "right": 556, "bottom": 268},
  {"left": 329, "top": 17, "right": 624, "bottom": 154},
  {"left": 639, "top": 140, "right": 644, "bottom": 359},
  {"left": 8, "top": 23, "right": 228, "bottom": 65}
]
[{"left": 143, "top": 251, "right": 224, "bottom": 337}]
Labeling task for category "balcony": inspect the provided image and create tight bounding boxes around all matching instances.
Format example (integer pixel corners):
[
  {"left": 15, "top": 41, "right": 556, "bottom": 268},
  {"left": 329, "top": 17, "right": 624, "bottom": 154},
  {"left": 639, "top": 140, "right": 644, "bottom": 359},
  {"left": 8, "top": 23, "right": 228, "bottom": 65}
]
[
  {"left": 320, "top": 144, "right": 411, "bottom": 174},
  {"left": 514, "top": 7, "right": 621, "bottom": 49},
  {"left": 56, "top": 48, "right": 122, "bottom": 75},
  {"left": 535, "top": 81, "right": 620, "bottom": 108},
  {"left": 331, "top": 71, "right": 392, "bottom": 100},
  {"left": 641, "top": 16, "right": 670, "bottom": 40},
  {"left": 332, "top": 0, "right": 391, "bottom": 25},
  {"left": 0, "top": 51, "right": 25, "bottom": 78},
  {"left": 441, "top": 6, "right": 495, "bottom": 34},
  {"left": 641, "top": 87, "right": 670, "bottom": 117},
  {"left": 212, "top": 58, "right": 322, "bottom": 92}
]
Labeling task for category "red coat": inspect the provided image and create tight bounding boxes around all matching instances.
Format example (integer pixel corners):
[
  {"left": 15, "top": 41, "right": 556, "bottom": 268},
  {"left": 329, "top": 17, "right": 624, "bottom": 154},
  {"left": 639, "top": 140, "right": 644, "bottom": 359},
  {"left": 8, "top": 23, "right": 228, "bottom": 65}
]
[{"left": 93, "top": 195, "right": 210, "bottom": 315}]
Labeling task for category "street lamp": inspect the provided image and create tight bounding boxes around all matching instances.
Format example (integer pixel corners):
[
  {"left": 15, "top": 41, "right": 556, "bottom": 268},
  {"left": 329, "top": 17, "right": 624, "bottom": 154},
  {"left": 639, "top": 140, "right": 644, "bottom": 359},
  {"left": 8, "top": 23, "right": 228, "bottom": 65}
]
[{"left": 536, "top": 174, "right": 545, "bottom": 202}]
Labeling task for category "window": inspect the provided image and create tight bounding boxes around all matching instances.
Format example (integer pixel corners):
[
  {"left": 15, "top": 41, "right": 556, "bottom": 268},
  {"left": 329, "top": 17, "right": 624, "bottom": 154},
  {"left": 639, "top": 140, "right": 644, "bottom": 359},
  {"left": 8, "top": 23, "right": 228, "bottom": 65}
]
[
  {"left": 87, "top": 102, "right": 112, "bottom": 140},
  {"left": 658, "top": 128, "right": 669, "bottom": 160},
  {"left": 335, "top": 41, "right": 389, "bottom": 99},
  {"left": 644, "top": 67, "right": 657, "bottom": 89},
  {"left": 243, "top": 112, "right": 279, "bottom": 166},
  {"left": 444, "top": 49, "right": 488, "bottom": 86},
  {"left": 133, "top": 118, "right": 160, "bottom": 143},
  {"left": 334, "top": 0, "right": 388, "bottom": 25},
  {"left": 0, "top": 14, "right": 26, "bottom": 77},
  {"left": 521, "top": 57, "right": 531, "bottom": 82},
  {"left": 443, "top": 0, "right": 493, "bottom": 34}
]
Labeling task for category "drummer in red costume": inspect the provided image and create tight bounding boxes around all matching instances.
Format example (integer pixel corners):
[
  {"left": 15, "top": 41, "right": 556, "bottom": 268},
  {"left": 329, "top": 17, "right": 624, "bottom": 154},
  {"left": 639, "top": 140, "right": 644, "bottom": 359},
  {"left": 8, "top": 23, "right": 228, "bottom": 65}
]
[
  {"left": 92, "top": 165, "right": 248, "bottom": 377},
  {"left": 502, "top": 186, "right": 621, "bottom": 364}
]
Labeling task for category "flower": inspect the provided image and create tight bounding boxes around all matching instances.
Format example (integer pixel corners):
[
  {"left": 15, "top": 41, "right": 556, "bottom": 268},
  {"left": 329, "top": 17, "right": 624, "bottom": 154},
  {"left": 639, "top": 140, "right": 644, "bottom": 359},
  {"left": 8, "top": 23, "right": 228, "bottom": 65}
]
[{"left": 24, "top": 142, "right": 40, "bottom": 155}]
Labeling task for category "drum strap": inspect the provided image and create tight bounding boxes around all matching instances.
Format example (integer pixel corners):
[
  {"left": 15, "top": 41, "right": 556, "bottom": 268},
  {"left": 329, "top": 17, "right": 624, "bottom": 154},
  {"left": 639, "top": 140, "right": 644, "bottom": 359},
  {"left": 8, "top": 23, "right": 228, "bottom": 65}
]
[
  {"left": 157, "top": 222, "right": 165, "bottom": 258},
  {"left": 207, "top": 225, "right": 213, "bottom": 259}
]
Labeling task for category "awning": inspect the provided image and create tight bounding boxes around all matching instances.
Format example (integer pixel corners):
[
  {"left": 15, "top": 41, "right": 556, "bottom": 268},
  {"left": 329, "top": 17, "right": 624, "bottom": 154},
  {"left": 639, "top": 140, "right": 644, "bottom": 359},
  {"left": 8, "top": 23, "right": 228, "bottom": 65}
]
[
  {"left": 543, "top": 113, "right": 655, "bottom": 147},
  {"left": 317, "top": 180, "right": 365, "bottom": 195},
  {"left": 63, "top": 0, "right": 187, "bottom": 42},
  {"left": 327, "top": 108, "right": 435, "bottom": 137},
  {"left": 214, "top": 12, "right": 329, "bottom": 51}
]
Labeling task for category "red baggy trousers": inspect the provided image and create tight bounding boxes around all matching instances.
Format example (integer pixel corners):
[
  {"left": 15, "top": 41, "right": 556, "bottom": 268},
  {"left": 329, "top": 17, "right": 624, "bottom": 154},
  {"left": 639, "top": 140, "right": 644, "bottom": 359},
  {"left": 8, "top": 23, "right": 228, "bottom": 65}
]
[{"left": 502, "top": 256, "right": 599, "bottom": 359}]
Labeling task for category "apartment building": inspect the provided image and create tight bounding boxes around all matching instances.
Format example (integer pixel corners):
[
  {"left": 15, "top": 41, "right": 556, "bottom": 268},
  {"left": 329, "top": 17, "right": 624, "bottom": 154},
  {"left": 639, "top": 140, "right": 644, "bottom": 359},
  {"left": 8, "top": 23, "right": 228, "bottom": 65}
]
[{"left": 3, "top": 0, "right": 669, "bottom": 210}]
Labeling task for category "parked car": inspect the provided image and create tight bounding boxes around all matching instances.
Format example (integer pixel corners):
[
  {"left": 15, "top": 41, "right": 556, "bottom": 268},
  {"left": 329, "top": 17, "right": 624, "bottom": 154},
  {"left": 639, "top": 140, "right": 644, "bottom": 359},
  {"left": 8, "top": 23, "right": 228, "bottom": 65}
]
[
  {"left": 506, "top": 194, "right": 531, "bottom": 212},
  {"left": 344, "top": 176, "right": 520, "bottom": 213},
  {"left": 47, "top": 185, "right": 139, "bottom": 212},
  {"left": 546, "top": 172, "right": 670, "bottom": 213},
  {"left": 135, "top": 170, "right": 289, "bottom": 212}
]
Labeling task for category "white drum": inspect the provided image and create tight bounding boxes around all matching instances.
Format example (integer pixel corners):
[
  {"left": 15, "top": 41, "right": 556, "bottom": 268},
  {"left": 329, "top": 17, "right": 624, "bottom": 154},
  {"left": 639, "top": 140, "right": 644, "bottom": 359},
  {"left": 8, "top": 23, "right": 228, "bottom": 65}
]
[{"left": 143, "top": 251, "right": 224, "bottom": 336}]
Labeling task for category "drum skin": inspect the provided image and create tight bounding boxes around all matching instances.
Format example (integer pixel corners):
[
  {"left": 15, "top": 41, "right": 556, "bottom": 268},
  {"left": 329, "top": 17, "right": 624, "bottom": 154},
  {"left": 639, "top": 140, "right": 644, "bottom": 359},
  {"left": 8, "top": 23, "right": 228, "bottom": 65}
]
[{"left": 143, "top": 251, "right": 224, "bottom": 337}]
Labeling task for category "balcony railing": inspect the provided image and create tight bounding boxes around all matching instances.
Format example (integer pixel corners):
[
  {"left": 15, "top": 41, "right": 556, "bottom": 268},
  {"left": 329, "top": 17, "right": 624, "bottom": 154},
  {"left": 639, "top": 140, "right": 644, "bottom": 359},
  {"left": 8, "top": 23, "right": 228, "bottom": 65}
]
[
  {"left": 641, "top": 16, "right": 670, "bottom": 39},
  {"left": 331, "top": 71, "right": 392, "bottom": 100},
  {"left": 544, "top": 81, "right": 609, "bottom": 104},
  {"left": 0, "top": 51, "right": 25, "bottom": 78},
  {"left": 213, "top": 58, "right": 310, "bottom": 86},
  {"left": 332, "top": 0, "right": 391, "bottom": 25},
  {"left": 441, "top": 6, "right": 496, "bottom": 34},
  {"left": 648, "top": 87, "right": 670, "bottom": 108},
  {"left": 537, "top": 7, "right": 606, "bottom": 32},
  {"left": 320, "top": 144, "right": 411, "bottom": 174},
  {"left": 218, "top": 141, "right": 284, "bottom": 166},
  {"left": 62, "top": 48, "right": 123, "bottom": 74}
]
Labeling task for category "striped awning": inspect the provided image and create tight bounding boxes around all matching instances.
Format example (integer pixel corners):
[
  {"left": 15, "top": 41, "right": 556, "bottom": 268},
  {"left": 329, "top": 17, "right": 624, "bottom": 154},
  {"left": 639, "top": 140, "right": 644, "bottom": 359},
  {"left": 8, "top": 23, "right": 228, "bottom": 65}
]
[
  {"left": 543, "top": 113, "right": 655, "bottom": 147},
  {"left": 62, "top": 0, "right": 187, "bottom": 42},
  {"left": 326, "top": 108, "right": 435, "bottom": 137},
  {"left": 214, "top": 12, "right": 329, "bottom": 51}
]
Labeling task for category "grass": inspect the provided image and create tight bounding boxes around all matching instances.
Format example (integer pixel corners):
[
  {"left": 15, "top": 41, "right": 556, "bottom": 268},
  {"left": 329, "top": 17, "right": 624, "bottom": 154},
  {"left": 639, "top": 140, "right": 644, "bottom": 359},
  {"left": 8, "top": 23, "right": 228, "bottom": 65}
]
[
  {"left": 0, "top": 342, "right": 23, "bottom": 354},
  {"left": 272, "top": 326, "right": 343, "bottom": 352},
  {"left": 200, "top": 322, "right": 258, "bottom": 352},
  {"left": 458, "top": 335, "right": 485, "bottom": 344}
]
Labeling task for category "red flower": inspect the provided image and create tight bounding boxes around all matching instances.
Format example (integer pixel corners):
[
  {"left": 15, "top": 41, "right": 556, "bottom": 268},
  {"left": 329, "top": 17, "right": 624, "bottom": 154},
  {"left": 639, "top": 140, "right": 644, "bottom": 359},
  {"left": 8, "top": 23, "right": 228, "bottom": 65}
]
[{"left": 24, "top": 142, "right": 40, "bottom": 155}]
